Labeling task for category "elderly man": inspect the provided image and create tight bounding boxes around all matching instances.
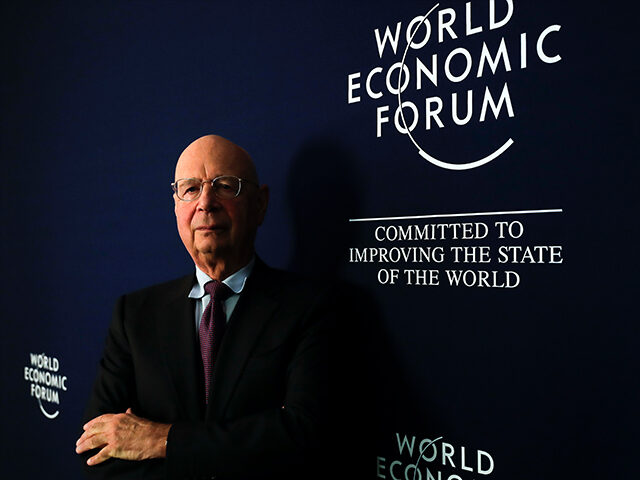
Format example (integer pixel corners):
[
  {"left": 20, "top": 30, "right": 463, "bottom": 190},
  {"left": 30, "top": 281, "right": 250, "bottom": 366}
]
[{"left": 77, "top": 135, "right": 333, "bottom": 479}]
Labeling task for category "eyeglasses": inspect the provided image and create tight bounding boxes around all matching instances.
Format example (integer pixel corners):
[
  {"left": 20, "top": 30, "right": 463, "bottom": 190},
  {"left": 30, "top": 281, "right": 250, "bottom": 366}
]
[{"left": 171, "top": 176, "right": 257, "bottom": 201}]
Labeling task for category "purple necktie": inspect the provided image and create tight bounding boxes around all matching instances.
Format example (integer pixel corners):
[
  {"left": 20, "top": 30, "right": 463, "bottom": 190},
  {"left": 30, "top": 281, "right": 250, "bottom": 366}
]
[{"left": 199, "top": 280, "right": 232, "bottom": 404}]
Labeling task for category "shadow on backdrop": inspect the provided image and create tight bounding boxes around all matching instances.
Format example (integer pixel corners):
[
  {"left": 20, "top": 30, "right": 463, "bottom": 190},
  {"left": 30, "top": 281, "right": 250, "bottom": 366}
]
[{"left": 286, "top": 138, "right": 439, "bottom": 478}]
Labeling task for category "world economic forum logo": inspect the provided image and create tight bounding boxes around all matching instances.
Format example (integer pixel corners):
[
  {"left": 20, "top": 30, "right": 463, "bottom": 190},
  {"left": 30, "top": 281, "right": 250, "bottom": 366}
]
[
  {"left": 346, "top": 0, "right": 563, "bottom": 170},
  {"left": 23, "top": 352, "right": 68, "bottom": 419}
]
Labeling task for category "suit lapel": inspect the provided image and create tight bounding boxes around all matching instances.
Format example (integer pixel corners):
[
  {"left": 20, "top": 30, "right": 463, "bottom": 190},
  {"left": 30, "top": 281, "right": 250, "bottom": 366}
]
[
  {"left": 155, "top": 274, "right": 205, "bottom": 421},
  {"left": 207, "top": 261, "right": 279, "bottom": 421}
]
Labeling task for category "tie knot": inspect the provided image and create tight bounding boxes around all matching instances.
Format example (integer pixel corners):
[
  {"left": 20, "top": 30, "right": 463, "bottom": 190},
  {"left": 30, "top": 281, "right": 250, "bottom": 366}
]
[{"left": 204, "top": 280, "right": 233, "bottom": 301}]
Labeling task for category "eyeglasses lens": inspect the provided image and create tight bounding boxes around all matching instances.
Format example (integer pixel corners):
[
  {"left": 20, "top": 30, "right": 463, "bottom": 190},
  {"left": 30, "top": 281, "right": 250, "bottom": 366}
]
[
  {"left": 177, "top": 179, "right": 202, "bottom": 201},
  {"left": 212, "top": 176, "right": 241, "bottom": 199}
]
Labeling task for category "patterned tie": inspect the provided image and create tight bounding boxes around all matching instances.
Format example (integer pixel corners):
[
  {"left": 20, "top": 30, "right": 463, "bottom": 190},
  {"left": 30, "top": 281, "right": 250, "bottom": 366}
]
[{"left": 199, "top": 280, "right": 233, "bottom": 404}]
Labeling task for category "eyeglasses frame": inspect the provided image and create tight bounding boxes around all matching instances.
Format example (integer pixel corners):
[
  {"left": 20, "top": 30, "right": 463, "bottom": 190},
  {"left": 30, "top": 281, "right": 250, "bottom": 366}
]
[{"left": 171, "top": 175, "right": 259, "bottom": 201}]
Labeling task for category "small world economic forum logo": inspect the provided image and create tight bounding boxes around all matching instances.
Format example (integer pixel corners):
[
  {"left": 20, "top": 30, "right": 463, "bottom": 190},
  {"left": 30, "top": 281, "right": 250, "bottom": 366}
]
[{"left": 23, "top": 352, "right": 68, "bottom": 419}]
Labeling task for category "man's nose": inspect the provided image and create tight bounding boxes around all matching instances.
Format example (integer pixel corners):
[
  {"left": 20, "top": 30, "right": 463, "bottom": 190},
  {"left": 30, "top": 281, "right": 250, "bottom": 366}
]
[{"left": 197, "top": 182, "right": 220, "bottom": 211}]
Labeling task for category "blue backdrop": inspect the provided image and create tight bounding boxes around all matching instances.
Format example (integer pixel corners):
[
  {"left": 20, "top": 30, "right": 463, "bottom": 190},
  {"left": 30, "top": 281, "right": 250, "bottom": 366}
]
[{"left": 2, "top": 1, "right": 637, "bottom": 478}]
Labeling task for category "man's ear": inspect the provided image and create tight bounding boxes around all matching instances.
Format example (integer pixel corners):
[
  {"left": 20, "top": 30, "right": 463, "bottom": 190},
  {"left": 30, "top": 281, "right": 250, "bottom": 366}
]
[{"left": 256, "top": 184, "right": 269, "bottom": 225}]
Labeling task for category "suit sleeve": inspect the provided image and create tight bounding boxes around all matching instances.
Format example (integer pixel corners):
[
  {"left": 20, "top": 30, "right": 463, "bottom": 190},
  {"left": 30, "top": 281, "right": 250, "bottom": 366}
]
[
  {"left": 165, "top": 289, "right": 334, "bottom": 479},
  {"left": 80, "top": 295, "right": 165, "bottom": 479}
]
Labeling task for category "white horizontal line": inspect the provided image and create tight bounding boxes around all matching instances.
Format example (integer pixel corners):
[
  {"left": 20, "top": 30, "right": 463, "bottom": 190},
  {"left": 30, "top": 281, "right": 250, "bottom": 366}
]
[{"left": 348, "top": 209, "right": 563, "bottom": 223}]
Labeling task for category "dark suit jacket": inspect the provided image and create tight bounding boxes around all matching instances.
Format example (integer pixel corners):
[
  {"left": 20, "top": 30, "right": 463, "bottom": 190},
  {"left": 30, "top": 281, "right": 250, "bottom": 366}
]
[{"left": 82, "top": 259, "right": 335, "bottom": 480}]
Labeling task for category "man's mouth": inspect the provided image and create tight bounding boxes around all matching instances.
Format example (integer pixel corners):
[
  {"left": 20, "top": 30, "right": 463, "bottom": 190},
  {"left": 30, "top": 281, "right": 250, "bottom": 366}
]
[{"left": 195, "top": 225, "right": 225, "bottom": 232}]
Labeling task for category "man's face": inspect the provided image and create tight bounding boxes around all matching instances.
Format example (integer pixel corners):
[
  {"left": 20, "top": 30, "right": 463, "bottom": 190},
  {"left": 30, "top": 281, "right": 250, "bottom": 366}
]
[{"left": 174, "top": 136, "right": 268, "bottom": 275}]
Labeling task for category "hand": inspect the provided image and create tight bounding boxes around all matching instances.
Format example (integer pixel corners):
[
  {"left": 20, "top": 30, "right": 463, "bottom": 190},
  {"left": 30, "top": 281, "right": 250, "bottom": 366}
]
[{"left": 76, "top": 408, "right": 171, "bottom": 466}]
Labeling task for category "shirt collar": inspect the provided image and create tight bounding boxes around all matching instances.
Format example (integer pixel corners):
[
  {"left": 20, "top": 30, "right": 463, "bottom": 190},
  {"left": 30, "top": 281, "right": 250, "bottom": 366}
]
[{"left": 188, "top": 257, "right": 255, "bottom": 299}]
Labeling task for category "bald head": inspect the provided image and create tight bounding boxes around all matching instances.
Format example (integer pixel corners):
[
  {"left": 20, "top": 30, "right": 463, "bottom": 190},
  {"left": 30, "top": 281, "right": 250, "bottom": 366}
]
[
  {"left": 175, "top": 134, "right": 259, "bottom": 184},
  {"left": 173, "top": 134, "right": 269, "bottom": 280}
]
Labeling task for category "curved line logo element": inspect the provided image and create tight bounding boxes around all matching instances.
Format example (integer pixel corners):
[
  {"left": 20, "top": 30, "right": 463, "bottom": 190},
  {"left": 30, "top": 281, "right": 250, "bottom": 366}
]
[
  {"left": 38, "top": 397, "right": 60, "bottom": 419},
  {"left": 397, "top": 4, "right": 514, "bottom": 171},
  {"left": 412, "top": 436, "right": 444, "bottom": 480}
]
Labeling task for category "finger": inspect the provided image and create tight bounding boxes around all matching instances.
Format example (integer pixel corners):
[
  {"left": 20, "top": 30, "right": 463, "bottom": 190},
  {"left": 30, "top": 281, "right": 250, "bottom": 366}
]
[
  {"left": 76, "top": 433, "right": 91, "bottom": 453},
  {"left": 87, "top": 446, "right": 113, "bottom": 466},
  {"left": 76, "top": 432, "right": 107, "bottom": 454},
  {"left": 82, "top": 421, "right": 106, "bottom": 440},
  {"left": 76, "top": 431, "right": 90, "bottom": 447},
  {"left": 83, "top": 414, "right": 113, "bottom": 431}
]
